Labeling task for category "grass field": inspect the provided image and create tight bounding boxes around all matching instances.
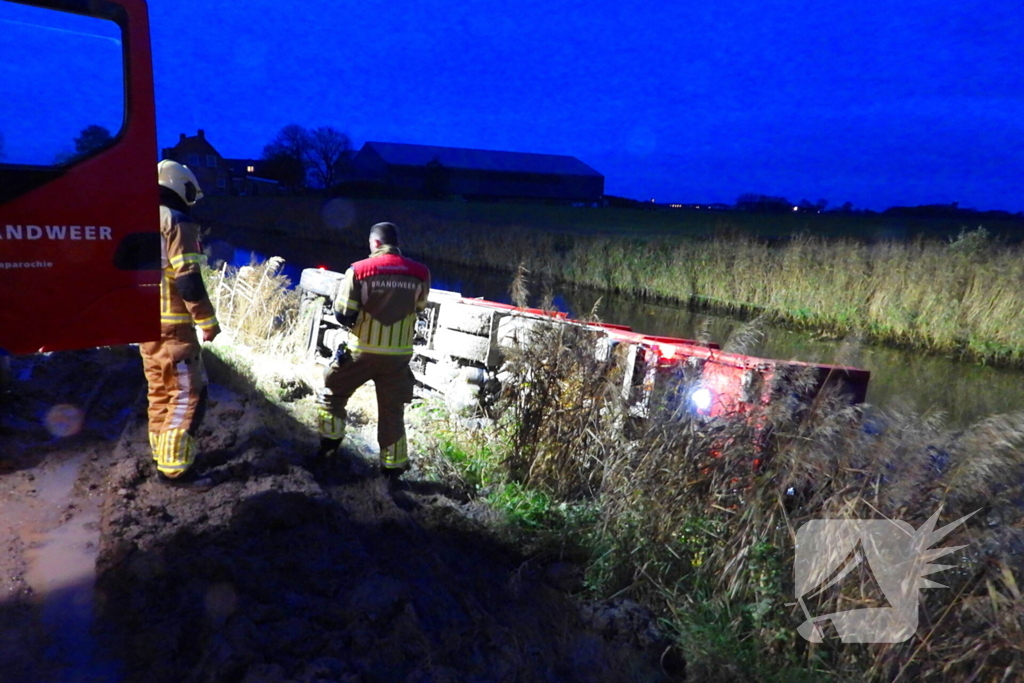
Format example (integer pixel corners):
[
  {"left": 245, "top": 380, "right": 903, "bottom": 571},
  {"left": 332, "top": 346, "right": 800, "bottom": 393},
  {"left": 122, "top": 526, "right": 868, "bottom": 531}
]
[{"left": 199, "top": 195, "right": 1024, "bottom": 242}]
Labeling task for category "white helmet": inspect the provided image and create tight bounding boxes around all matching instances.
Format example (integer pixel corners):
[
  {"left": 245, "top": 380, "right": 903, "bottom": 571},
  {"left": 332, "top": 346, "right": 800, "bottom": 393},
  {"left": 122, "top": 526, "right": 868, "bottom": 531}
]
[{"left": 158, "top": 159, "right": 203, "bottom": 206}]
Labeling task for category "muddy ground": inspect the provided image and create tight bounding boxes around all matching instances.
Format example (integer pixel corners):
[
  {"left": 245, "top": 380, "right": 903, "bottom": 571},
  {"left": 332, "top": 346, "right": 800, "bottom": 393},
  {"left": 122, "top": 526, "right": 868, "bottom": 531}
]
[{"left": 0, "top": 345, "right": 683, "bottom": 683}]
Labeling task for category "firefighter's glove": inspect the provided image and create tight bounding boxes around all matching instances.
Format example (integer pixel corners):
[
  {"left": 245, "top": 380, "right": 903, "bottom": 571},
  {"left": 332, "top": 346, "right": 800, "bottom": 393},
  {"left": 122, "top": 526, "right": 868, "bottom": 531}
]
[{"left": 332, "top": 342, "right": 353, "bottom": 367}]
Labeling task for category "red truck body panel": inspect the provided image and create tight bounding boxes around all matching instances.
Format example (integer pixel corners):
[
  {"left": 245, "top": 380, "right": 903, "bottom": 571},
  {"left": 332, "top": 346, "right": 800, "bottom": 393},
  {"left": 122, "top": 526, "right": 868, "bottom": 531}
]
[
  {"left": 604, "top": 326, "right": 870, "bottom": 418},
  {"left": 0, "top": 0, "right": 159, "bottom": 355},
  {"left": 450, "top": 292, "right": 871, "bottom": 417}
]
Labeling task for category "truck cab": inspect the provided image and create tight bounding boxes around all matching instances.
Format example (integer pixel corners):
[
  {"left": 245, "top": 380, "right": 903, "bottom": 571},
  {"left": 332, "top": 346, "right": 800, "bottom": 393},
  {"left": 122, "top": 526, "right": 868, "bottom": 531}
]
[{"left": 0, "top": 0, "right": 159, "bottom": 355}]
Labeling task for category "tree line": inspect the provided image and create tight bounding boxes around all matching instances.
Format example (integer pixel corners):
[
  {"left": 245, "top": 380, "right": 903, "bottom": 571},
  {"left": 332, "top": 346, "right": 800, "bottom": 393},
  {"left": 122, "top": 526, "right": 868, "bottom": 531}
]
[
  {"left": 0, "top": 122, "right": 350, "bottom": 195},
  {"left": 259, "top": 124, "right": 352, "bottom": 194}
]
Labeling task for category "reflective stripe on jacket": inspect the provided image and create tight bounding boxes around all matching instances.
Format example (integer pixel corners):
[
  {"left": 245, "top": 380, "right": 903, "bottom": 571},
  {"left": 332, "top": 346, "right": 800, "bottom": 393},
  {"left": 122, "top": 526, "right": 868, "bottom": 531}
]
[
  {"left": 159, "top": 206, "right": 218, "bottom": 330},
  {"left": 334, "top": 245, "right": 430, "bottom": 355}
]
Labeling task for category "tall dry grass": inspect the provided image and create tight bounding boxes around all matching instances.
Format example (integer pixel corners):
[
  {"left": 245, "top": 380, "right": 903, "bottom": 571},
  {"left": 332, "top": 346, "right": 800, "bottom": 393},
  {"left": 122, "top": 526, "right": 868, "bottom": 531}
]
[
  {"left": 482, "top": 312, "right": 1024, "bottom": 681},
  {"left": 205, "top": 255, "right": 304, "bottom": 355},
  {"left": 402, "top": 222, "right": 1024, "bottom": 365}
]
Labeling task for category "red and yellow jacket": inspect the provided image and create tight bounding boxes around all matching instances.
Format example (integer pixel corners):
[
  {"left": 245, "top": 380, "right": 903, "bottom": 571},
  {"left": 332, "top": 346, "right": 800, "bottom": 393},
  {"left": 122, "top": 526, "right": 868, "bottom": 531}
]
[
  {"left": 159, "top": 206, "right": 218, "bottom": 332},
  {"left": 334, "top": 245, "right": 430, "bottom": 355}
]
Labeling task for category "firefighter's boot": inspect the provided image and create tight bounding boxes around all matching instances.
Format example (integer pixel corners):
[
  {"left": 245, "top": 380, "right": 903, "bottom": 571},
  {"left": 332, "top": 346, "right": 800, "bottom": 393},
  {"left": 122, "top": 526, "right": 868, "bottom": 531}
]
[
  {"left": 380, "top": 435, "right": 409, "bottom": 480},
  {"left": 312, "top": 405, "right": 345, "bottom": 468},
  {"left": 156, "top": 468, "right": 215, "bottom": 491},
  {"left": 383, "top": 465, "right": 406, "bottom": 483},
  {"left": 153, "top": 429, "right": 213, "bottom": 490}
]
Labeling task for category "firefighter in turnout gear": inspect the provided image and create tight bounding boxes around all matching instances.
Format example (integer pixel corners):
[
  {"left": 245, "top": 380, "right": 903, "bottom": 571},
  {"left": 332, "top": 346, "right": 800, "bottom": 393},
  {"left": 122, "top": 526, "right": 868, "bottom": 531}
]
[
  {"left": 140, "top": 160, "right": 220, "bottom": 485},
  {"left": 315, "top": 222, "right": 430, "bottom": 479}
]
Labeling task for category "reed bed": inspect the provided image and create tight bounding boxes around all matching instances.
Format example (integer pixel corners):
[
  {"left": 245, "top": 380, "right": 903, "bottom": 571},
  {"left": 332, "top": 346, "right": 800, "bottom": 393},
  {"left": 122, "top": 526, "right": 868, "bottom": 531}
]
[
  {"left": 400, "top": 222, "right": 1024, "bottom": 365},
  {"left": 205, "top": 256, "right": 304, "bottom": 355}
]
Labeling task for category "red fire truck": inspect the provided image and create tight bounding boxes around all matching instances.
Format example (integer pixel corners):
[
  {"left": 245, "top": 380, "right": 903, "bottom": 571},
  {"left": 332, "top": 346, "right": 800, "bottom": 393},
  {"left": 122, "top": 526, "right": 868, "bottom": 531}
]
[{"left": 0, "top": 0, "right": 159, "bottom": 356}]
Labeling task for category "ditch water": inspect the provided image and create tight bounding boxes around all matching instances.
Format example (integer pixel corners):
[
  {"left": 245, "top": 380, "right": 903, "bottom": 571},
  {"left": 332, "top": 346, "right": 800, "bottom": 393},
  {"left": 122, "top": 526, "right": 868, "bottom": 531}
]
[{"left": 210, "top": 232, "right": 1024, "bottom": 429}]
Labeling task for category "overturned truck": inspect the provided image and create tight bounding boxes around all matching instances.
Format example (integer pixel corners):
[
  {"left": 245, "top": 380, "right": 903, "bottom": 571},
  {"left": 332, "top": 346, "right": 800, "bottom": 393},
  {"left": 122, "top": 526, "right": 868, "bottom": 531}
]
[{"left": 297, "top": 267, "right": 871, "bottom": 422}]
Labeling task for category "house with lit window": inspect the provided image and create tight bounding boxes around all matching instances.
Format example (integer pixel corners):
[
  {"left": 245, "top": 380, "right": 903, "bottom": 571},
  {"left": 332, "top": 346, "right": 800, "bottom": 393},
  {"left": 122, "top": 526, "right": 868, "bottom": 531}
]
[
  {"left": 161, "top": 130, "right": 279, "bottom": 196},
  {"left": 160, "top": 129, "right": 231, "bottom": 196},
  {"left": 223, "top": 158, "right": 280, "bottom": 196}
]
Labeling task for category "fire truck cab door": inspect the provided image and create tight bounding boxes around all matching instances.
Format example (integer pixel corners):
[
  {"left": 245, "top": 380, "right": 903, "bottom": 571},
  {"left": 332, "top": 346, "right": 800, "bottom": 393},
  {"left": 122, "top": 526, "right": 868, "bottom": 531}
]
[{"left": 0, "top": 0, "right": 159, "bottom": 355}]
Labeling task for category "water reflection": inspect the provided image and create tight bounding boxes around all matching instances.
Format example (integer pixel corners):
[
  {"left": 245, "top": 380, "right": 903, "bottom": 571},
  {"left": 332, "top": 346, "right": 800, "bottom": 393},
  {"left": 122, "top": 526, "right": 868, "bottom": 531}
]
[{"left": 210, "top": 232, "right": 1024, "bottom": 428}]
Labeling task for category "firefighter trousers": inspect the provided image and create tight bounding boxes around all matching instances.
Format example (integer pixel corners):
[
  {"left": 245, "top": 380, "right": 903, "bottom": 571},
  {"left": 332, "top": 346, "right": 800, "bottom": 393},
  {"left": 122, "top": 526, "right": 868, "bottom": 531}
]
[
  {"left": 139, "top": 324, "right": 209, "bottom": 478},
  {"left": 317, "top": 351, "right": 415, "bottom": 471}
]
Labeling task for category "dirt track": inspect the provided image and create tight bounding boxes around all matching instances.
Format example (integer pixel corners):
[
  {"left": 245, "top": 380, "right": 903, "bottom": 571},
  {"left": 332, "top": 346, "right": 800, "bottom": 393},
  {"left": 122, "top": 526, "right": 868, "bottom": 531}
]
[{"left": 0, "top": 345, "right": 680, "bottom": 682}]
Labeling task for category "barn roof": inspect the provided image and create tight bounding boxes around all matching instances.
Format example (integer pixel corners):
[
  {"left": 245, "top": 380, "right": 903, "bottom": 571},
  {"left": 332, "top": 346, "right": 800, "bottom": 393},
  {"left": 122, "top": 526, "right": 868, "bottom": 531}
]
[{"left": 360, "top": 141, "right": 603, "bottom": 178}]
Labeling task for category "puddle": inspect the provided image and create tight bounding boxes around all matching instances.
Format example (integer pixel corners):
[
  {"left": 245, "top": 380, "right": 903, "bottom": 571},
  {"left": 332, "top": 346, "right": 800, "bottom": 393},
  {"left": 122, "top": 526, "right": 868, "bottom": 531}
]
[
  {"left": 25, "top": 511, "right": 113, "bottom": 677},
  {"left": 24, "top": 511, "right": 99, "bottom": 596},
  {"left": 16, "top": 455, "right": 121, "bottom": 681},
  {"left": 33, "top": 454, "right": 84, "bottom": 505}
]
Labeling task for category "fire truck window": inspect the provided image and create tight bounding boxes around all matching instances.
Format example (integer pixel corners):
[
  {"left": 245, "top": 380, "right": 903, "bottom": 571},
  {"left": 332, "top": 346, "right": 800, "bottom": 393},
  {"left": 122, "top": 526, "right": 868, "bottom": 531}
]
[{"left": 0, "top": 3, "right": 124, "bottom": 167}]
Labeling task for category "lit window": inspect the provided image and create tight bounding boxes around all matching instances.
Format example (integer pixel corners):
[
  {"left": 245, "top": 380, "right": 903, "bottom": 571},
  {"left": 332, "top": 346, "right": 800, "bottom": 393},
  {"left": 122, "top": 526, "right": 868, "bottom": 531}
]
[{"left": 247, "top": 165, "right": 255, "bottom": 173}]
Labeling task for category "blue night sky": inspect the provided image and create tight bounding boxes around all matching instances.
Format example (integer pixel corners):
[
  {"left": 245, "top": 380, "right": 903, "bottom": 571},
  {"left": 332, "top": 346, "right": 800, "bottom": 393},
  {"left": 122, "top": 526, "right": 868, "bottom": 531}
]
[{"left": 5, "top": 1, "right": 1024, "bottom": 212}]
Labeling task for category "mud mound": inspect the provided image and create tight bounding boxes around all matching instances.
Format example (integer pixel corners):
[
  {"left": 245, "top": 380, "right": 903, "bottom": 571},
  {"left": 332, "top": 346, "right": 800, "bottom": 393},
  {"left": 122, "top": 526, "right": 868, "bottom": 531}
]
[{"left": 96, "top": 381, "right": 676, "bottom": 682}]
